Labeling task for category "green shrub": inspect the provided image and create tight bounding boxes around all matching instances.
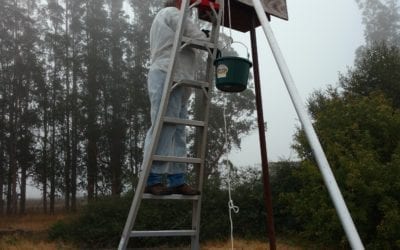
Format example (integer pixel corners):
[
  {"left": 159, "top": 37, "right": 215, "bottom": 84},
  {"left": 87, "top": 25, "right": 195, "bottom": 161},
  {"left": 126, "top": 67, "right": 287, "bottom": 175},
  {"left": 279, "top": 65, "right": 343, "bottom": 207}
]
[
  {"left": 48, "top": 176, "right": 270, "bottom": 248},
  {"left": 48, "top": 194, "right": 132, "bottom": 248},
  {"left": 48, "top": 220, "right": 72, "bottom": 241}
]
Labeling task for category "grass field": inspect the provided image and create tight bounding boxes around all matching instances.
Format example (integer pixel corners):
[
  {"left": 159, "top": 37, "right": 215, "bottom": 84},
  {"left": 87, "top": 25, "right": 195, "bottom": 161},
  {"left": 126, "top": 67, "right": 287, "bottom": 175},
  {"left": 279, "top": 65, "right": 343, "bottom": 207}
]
[
  {"left": 0, "top": 212, "right": 76, "bottom": 250},
  {"left": 202, "top": 239, "right": 302, "bottom": 249},
  {"left": 0, "top": 212, "right": 303, "bottom": 250}
]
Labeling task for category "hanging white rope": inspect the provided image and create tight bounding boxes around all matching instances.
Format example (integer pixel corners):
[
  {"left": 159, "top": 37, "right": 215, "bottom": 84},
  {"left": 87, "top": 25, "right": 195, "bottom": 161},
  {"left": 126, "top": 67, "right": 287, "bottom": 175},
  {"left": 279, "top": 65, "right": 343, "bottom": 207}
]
[
  {"left": 223, "top": 96, "right": 239, "bottom": 250},
  {"left": 220, "top": 0, "right": 233, "bottom": 48},
  {"left": 218, "top": 2, "right": 239, "bottom": 249},
  {"left": 227, "top": 0, "right": 233, "bottom": 40}
]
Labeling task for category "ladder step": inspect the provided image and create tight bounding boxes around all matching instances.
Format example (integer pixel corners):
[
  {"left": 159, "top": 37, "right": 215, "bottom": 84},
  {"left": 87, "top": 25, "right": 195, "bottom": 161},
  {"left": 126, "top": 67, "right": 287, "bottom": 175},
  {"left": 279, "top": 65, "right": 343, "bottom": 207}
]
[
  {"left": 142, "top": 194, "right": 200, "bottom": 200},
  {"left": 153, "top": 155, "right": 202, "bottom": 164},
  {"left": 164, "top": 117, "right": 205, "bottom": 127},
  {"left": 175, "top": 79, "right": 210, "bottom": 89},
  {"left": 130, "top": 230, "right": 196, "bottom": 237},
  {"left": 181, "top": 36, "right": 217, "bottom": 51}
]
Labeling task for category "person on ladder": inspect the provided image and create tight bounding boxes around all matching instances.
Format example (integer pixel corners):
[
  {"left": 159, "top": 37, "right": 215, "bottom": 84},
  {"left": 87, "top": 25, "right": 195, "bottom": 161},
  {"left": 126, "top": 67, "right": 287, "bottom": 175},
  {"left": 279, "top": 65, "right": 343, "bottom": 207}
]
[{"left": 143, "top": 0, "right": 208, "bottom": 195}]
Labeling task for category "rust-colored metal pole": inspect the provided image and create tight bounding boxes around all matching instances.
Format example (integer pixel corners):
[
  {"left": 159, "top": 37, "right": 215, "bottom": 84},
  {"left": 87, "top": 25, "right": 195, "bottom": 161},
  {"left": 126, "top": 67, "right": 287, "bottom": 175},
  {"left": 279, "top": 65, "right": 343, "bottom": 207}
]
[{"left": 250, "top": 14, "right": 277, "bottom": 250}]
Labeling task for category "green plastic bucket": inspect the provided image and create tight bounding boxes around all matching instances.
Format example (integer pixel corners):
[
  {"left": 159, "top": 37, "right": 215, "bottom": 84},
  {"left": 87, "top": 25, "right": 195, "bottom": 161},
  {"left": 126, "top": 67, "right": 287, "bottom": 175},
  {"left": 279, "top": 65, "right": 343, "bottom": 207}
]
[{"left": 214, "top": 56, "right": 252, "bottom": 92}]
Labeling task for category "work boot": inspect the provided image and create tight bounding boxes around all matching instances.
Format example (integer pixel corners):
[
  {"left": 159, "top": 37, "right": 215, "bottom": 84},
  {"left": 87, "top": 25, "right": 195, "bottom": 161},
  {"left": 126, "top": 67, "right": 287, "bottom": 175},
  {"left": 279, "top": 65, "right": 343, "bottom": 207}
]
[
  {"left": 170, "top": 184, "right": 200, "bottom": 195},
  {"left": 144, "top": 183, "right": 172, "bottom": 195}
]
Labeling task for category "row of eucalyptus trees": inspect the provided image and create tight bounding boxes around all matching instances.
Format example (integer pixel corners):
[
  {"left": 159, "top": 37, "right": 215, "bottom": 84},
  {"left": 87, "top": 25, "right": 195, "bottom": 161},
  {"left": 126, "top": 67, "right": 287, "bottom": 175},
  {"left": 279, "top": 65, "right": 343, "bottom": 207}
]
[{"left": 0, "top": 0, "right": 256, "bottom": 215}]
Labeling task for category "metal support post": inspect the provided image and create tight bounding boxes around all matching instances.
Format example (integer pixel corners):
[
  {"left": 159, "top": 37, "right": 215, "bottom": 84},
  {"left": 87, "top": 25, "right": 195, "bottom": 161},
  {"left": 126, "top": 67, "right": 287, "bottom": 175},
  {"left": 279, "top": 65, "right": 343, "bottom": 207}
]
[{"left": 250, "top": 15, "right": 277, "bottom": 250}]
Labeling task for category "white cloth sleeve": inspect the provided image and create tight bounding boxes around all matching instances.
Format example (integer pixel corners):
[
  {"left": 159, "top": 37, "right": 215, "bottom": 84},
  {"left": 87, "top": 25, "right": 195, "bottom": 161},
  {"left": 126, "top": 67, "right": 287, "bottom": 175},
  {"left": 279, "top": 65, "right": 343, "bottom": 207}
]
[{"left": 165, "top": 7, "right": 207, "bottom": 40}]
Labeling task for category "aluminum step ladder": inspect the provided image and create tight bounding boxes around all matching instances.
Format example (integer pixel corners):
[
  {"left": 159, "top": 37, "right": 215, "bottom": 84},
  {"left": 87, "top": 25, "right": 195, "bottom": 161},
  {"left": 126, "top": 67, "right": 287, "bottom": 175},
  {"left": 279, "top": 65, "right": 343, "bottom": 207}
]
[{"left": 118, "top": 1, "right": 223, "bottom": 249}]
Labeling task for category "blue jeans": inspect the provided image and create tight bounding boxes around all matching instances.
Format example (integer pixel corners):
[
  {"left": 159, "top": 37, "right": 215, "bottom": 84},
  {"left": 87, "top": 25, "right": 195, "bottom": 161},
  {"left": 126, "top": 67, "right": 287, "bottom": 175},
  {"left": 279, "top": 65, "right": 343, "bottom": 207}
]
[
  {"left": 147, "top": 173, "right": 185, "bottom": 188},
  {"left": 143, "top": 69, "right": 187, "bottom": 187}
]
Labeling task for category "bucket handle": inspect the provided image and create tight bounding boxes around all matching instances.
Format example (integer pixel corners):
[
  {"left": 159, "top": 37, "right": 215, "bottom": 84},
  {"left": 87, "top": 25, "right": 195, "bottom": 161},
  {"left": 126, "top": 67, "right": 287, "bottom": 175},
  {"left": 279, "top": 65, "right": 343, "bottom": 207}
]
[{"left": 217, "top": 39, "right": 250, "bottom": 60}]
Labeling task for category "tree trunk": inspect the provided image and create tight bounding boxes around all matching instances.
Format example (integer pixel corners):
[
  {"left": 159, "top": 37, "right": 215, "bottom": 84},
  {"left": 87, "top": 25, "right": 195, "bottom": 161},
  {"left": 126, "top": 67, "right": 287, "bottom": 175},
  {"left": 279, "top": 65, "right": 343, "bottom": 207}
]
[
  {"left": 0, "top": 145, "right": 4, "bottom": 215},
  {"left": 50, "top": 105, "right": 56, "bottom": 214},
  {"left": 42, "top": 102, "right": 49, "bottom": 214},
  {"left": 111, "top": 121, "right": 123, "bottom": 196},
  {"left": 10, "top": 118, "right": 18, "bottom": 215},
  {"left": 10, "top": 77, "right": 19, "bottom": 215},
  {"left": 65, "top": 105, "right": 71, "bottom": 211},
  {"left": 43, "top": 146, "right": 48, "bottom": 214},
  {"left": 49, "top": 43, "right": 57, "bottom": 214},
  {"left": 19, "top": 164, "right": 26, "bottom": 215},
  {"left": 86, "top": 0, "right": 99, "bottom": 201},
  {"left": 87, "top": 129, "right": 97, "bottom": 200},
  {"left": 64, "top": 0, "right": 71, "bottom": 211},
  {"left": 71, "top": 37, "right": 78, "bottom": 211},
  {"left": 9, "top": 0, "right": 19, "bottom": 215},
  {"left": 6, "top": 165, "right": 12, "bottom": 214},
  {"left": 69, "top": 0, "right": 80, "bottom": 211},
  {"left": 110, "top": 0, "right": 124, "bottom": 196},
  {"left": 87, "top": 59, "right": 98, "bottom": 200},
  {"left": 0, "top": 105, "right": 5, "bottom": 215}
]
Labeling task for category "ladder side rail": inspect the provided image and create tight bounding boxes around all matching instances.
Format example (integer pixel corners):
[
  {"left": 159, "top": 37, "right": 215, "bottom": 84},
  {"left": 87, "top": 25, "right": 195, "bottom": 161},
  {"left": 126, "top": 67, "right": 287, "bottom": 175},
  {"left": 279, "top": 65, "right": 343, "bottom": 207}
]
[
  {"left": 191, "top": 2, "right": 224, "bottom": 249},
  {"left": 251, "top": 0, "right": 364, "bottom": 249},
  {"left": 118, "top": 1, "right": 192, "bottom": 249},
  {"left": 196, "top": 0, "right": 223, "bottom": 203}
]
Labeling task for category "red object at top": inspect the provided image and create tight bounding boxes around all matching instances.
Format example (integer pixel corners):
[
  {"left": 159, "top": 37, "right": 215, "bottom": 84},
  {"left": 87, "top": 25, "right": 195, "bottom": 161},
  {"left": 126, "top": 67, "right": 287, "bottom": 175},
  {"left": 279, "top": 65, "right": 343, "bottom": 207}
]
[{"left": 190, "top": 0, "right": 220, "bottom": 11}]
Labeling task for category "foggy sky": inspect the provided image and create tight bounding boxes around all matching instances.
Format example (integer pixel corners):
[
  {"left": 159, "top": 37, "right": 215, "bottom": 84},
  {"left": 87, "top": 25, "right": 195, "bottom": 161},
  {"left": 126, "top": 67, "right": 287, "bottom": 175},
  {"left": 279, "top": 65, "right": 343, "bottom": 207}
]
[{"left": 228, "top": 0, "right": 365, "bottom": 166}]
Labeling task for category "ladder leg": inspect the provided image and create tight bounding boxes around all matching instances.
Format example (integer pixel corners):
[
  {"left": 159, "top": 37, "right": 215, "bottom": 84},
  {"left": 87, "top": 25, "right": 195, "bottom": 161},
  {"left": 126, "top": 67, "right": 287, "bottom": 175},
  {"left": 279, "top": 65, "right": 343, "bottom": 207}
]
[
  {"left": 190, "top": 2, "right": 224, "bottom": 248},
  {"left": 191, "top": 200, "right": 200, "bottom": 250},
  {"left": 118, "top": 149, "right": 153, "bottom": 250},
  {"left": 119, "top": 1, "right": 223, "bottom": 249},
  {"left": 119, "top": 1, "right": 193, "bottom": 249}
]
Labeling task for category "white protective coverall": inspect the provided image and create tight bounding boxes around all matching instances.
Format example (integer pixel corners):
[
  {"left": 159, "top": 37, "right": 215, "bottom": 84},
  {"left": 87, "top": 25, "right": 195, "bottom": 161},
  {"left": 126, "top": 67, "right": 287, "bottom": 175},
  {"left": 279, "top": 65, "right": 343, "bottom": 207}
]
[{"left": 143, "top": 6, "right": 206, "bottom": 183}]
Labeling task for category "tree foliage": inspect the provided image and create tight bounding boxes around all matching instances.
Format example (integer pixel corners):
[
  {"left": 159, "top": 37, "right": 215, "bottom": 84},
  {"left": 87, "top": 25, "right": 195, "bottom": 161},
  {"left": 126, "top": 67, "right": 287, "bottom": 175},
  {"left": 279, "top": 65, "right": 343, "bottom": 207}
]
[
  {"left": 284, "top": 41, "right": 400, "bottom": 248},
  {"left": 269, "top": 2, "right": 400, "bottom": 247},
  {"left": 291, "top": 89, "right": 400, "bottom": 247},
  {"left": 341, "top": 43, "right": 400, "bottom": 108},
  {"left": 356, "top": 0, "right": 400, "bottom": 46}
]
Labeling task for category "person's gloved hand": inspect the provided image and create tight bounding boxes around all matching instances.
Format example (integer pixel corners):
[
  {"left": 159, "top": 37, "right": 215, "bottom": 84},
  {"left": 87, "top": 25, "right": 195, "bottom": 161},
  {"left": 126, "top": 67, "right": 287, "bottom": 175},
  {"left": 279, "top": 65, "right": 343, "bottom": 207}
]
[
  {"left": 201, "top": 29, "right": 210, "bottom": 38},
  {"left": 216, "top": 48, "right": 221, "bottom": 58},
  {"left": 210, "top": 48, "right": 221, "bottom": 58}
]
